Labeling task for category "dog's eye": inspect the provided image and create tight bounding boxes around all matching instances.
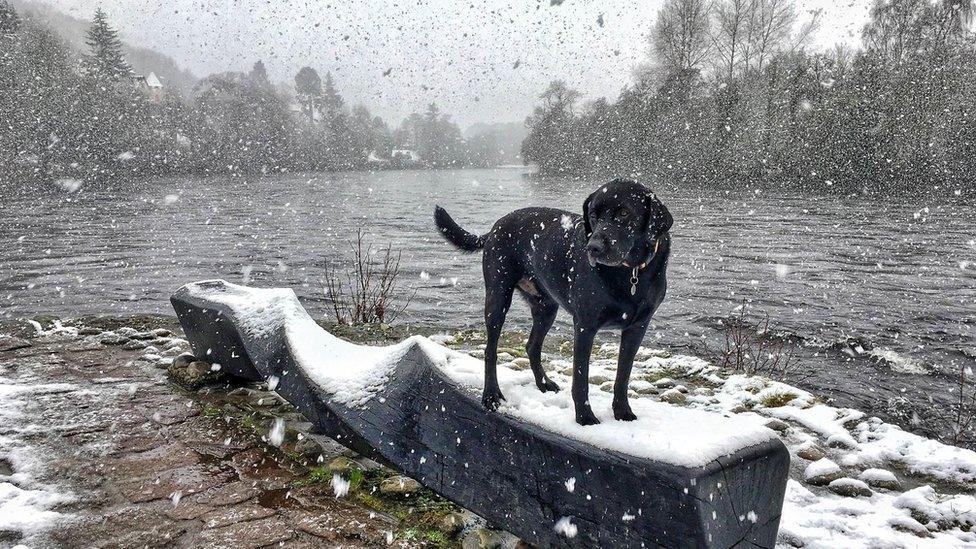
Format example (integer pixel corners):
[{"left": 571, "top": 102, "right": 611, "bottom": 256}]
[{"left": 617, "top": 208, "right": 630, "bottom": 218}]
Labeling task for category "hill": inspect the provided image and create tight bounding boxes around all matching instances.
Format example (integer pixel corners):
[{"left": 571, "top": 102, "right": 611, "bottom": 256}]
[{"left": 9, "top": 0, "right": 197, "bottom": 97}]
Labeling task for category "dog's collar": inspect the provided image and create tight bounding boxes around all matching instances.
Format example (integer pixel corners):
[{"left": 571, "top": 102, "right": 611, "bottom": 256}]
[
  {"left": 621, "top": 239, "right": 660, "bottom": 271},
  {"left": 623, "top": 240, "right": 660, "bottom": 295}
]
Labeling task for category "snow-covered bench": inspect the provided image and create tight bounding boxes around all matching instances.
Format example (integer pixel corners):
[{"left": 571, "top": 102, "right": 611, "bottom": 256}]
[{"left": 171, "top": 280, "right": 789, "bottom": 548}]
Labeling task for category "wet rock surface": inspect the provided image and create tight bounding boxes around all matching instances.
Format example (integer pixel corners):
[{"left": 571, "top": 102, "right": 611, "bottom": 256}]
[{"left": 0, "top": 317, "right": 481, "bottom": 548}]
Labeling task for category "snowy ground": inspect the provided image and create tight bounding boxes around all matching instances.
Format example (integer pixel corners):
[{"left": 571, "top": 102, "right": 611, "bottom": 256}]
[
  {"left": 469, "top": 338, "right": 976, "bottom": 548},
  {"left": 3, "top": 314, "right": 975, "bottom": 547}
]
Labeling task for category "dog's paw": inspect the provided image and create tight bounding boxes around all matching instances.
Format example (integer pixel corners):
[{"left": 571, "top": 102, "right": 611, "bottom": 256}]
[
  {"left": 482, "top": 387, "right": 505, "bottom": 411},
  {"left": 613, "top": 407, "right": 638, "bottom": 422},
  {"left": 536, "top": 377, "right": 561, "bottom": 393},
  {"left": 575, "top": 408, "right": 601, "bottom": 426}
]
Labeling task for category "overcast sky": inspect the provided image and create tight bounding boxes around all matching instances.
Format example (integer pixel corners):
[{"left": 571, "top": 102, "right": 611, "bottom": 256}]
[{"left": 42, "top": 0, "right": 873, "bottom": 128}]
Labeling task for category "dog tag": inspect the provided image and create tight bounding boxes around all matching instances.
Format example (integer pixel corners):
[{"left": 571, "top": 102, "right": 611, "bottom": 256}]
[{"left": 630, "top": 267, "right": 639, "bottom": 296}]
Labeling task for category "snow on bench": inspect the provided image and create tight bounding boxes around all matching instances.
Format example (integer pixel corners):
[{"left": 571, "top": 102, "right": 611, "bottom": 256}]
[{"left": 172, "top": 279, "right": 790, "bottom": 548}]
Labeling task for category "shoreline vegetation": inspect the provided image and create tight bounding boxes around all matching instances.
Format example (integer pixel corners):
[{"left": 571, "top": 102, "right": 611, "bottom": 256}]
[
  {"left": 2, "top": 1, "right": 974, "bottom": 193},
  {"left": 0, "top": 3, "right": 524, "bottom": 187},
  {"left": 521, "top": 0, "right": 976, "bottom": 193}
]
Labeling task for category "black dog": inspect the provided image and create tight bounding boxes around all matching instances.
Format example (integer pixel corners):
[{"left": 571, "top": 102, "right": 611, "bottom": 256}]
[{"left": 434, "top": 179, "right": 673, "bottom": 426}]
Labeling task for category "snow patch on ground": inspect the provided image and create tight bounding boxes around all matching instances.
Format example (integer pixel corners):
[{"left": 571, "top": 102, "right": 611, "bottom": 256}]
[{"left": 0, "top": 376, "right": 76, "bottom": 543}]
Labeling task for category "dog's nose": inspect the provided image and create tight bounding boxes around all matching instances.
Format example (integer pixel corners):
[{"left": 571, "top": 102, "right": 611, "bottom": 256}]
[{"left": 586, "top": 240, "right": 606, "bottom": 256}]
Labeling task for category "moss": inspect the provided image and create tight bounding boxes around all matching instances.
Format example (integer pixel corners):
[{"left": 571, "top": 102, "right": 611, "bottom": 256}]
[{"left": 201, "top": 405, "right": 222, "bottom": 418}]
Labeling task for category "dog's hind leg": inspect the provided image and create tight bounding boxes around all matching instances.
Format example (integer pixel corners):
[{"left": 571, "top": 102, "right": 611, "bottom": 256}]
[
  {"left": 613, "top": 320, "right": 650, "bottom": 421},
  {"left": 526, "top": 297, "right": 560, "bottom": 393},
  {"left": 482, "top": 271, "right": 517, "bottom": 411}
]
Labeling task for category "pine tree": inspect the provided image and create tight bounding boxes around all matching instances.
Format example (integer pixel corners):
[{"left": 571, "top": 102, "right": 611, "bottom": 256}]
[
  {"left": 84, "top": 8, "right": 130, "bottom": 80},
  {"left": 249, "top": 60, "right": 271, "bottom": 90},
  {"left": 0, "top": 0, "right": 20, "bottom": 35}
]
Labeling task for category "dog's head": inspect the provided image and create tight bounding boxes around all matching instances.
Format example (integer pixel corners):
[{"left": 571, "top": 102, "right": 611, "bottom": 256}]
[{"left": 582, "top": 179, "right": 672, "bottom": 268}]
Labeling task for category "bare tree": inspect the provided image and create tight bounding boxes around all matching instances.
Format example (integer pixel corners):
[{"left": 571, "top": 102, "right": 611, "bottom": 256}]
[
  {"left": 743, "top": 0, "right": 800, "bottom": 72},
  {"left": 711, "top": 0, "right": 751, "bottom": 81},
  {"left": 652, "top": 0, "right": 714, "bottom": 73}
]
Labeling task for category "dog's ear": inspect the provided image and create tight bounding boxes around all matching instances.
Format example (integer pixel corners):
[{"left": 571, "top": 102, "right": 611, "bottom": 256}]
[
  {"left": 644, "top": 192, "right": 673, "bottom": 237},
  {"left": 582, "top": 193, "right": 594, "bottom": 236}
]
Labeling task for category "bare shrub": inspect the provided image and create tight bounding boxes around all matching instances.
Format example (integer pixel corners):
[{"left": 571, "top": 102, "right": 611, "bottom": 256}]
[
  {"left": 948, "top": 365, "right": 976, "bottom": 446},
  {"left": 324, "top": 230, "right": 413, "bottom": 325},
  {"left": 707, "top": 306, "right": 809, "bottom": 382}
]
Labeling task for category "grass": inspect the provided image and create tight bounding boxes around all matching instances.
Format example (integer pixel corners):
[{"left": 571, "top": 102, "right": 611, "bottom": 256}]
[{"left": 761, "top": 392, "right": 799, "bottom": 408}]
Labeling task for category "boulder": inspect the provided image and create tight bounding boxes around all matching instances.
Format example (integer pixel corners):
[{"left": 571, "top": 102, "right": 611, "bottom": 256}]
[
  {"left": 659, "top": 388, "right": 686, "bottom": 404},
  {"left": 794, "top": 442, "right": 825, "bottom": 462},
  {"left": 859, "top": 468, "right": 901, "bottom": 491},
  {"left": 803, "top": 459, "right": 844, "bottom": 486},
  {"left": 827, "top": 478, "right": 872, "bottom": 497},
  {"left": 379, "top": 475, "right": 421, "bottom": 495}
]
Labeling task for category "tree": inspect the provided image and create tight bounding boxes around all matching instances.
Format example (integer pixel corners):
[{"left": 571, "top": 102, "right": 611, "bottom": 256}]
[
  {"left": 0, "top": 0, "right": 20, "bottom": 35},
  {"left": 652, "top": 0, "right": 712, "bottom": 74},
  {"left": 84, "top": 8, "right": 130, "bottom": 80},
  {"left": 522, "top": 80, "right": 581, "bottom": 174},
  {"left": 294, "top": 67, "right": 322, "bottom": 124},
  {"left": 249, "top": 60, "right": 271, "bottom": 90},
  {"left": 319, "top": 71, "right": 344, "bottom": 120}
]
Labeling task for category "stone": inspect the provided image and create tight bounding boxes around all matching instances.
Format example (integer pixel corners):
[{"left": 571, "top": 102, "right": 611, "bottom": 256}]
[
  {"left": 167, "top": 359, "right": 224, "bottom": 390},
  {"left": 77, "top": 327, "right": 101, "bottom": 336},
  {"left": 99, "top": 333, "right": 129, "bottom": 346},
  {"left": 131, "top": 332, "right": 157, "bottom": 341},
  {"left": 794, "top": 442, "right": 825, "bottom": 462},
  {"left": 199, "top": 504, "right": 275, "bottom": 529},
  {"left": 659, "top": 388, "right": 686, "bottom": 404},
  {"left": 115, "top": 327, "right": 140, "bottom": 337},
  {"left": 195, "top": 516, "right": 294, "bottom": 548},
  {"left": 326, "top": 456, "right": 362, "bottom": 474},
  {"left": 0, "top": 336, "right": 32, "bottom": 352},
  {"left": 152, "top": 328, "right": 174, "bottom": 337},
  {"left": 165, "top": 502, "right": 215, "bottom": 520},
  {"left": 188, "top": 361, "right": 212, "bottom": 377},
  {"left": 653, "top": 377, "right": 676, "bottom": 389},
  {"left": 827, "top": 478, "right": 872, "bottom": 497},
  {"left": 825, "top": 433, "right": 859, "bottom": 450},
  {"left": 121, "top": 340, "right": 148, "bottom": 350},
  {"left": 192, "top": 480, "right": 262, "bottom": 506},
  {"left": 438, "top": 512, "right": 467, "bottom": 535},
  {"left": 461, "top": 528, "right": 506, "bottom": 549},
  {"left": 730, "top": 404, "right": 749, "bottom": 414},
  {"left": 859, "top": 468, "right": 901, "bottom": 490},
  {"left": 379, "top": 475, "right": 421, "bottom": 495},
  {"left": 764, "top": 419, "right": 789, "bottom": 433},
  {"left": 803, "top": 458, "right": 844, "bottom": 486}
]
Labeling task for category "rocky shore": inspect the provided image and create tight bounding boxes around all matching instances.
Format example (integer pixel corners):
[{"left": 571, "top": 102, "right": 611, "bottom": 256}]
[{"left": 1, "top": 316, "right": 975, "bottom": 548}]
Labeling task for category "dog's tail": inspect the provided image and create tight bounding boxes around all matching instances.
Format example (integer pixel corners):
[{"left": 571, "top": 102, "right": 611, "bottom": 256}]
[{"left": 434, "top": 206, "right": 484, "bottom": 252}]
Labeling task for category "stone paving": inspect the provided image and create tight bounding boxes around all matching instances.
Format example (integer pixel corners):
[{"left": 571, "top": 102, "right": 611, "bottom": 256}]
[{"left": 0, "top": 318, "right": 477, "bottom": 548}]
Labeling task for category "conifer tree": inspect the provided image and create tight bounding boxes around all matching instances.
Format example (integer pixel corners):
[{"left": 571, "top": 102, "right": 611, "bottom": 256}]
[{"left": 84, "top": 8, "right": 130, "bottom": 80}]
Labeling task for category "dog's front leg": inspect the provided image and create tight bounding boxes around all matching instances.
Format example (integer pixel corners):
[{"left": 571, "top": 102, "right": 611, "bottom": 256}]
[
  {"left": 613, "top": 321, "right": 649, "bottom": 421},
  {"left": 572, "top": 325, "right": 599, "bottom": 425}
]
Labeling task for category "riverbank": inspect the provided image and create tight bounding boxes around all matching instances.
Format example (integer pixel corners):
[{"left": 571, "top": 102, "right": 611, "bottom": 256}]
[{"left": 2, "top": 315, "right": 975, "bottom": 547}]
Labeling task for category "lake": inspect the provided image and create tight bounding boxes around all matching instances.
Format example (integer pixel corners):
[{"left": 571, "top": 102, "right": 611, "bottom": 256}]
[{"left": 2, "top": 168, "right": 974, "bottom": 440}]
